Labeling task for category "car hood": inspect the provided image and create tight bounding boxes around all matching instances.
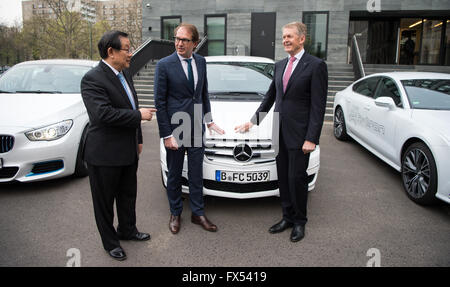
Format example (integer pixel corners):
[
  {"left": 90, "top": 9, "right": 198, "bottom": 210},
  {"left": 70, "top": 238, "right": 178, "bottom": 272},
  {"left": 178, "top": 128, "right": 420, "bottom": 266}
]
[
  {"left": 412, "top": 109, "right": 450, "bottom": 142},
  {"left": 0, "top": 93, "right": 85, "bottom": 130},
  {"left": 208, "top": 101, "right": 274, "bottom": 140}
]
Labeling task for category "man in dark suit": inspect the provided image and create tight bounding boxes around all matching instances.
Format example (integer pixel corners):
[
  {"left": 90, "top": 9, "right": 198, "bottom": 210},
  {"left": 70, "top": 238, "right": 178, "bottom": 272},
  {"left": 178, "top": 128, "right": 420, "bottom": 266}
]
[
  {"left": 81, "top": 31, "right": 156, "bottom": 260},
  {"left": 155, "top": 23, "right": 224, "bottom": 234},
  {"left": 235, "top": 22, "right": 328, "bottom": 242}
]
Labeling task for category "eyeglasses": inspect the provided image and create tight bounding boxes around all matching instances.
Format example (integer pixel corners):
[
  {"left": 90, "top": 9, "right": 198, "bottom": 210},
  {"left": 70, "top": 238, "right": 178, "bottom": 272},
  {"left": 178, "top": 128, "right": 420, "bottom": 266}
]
[
  {"left": 174, "top": 37, "right": 193, "bottom": 44},
  {"left": 119, "top": 48, "right": 134, "bottom": 54}
]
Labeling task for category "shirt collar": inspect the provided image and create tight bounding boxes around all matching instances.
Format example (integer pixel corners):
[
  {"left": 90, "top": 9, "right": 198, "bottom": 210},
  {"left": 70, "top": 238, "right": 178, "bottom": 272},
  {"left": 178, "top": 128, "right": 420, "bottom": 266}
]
[
  {"left": 102, "top": 59, "right": 120, "bottom": 76},
  {"left": 177, "top": 53, "right": 194, "bottom": 62},
  {"left": 289, "top": 49, "right": 305, "bottom": 62}
]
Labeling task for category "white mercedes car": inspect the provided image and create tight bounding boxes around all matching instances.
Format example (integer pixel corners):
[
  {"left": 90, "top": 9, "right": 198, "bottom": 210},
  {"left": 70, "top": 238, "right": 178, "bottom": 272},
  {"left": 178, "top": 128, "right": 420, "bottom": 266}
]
[
  {"left": 160, "top": 56, "right": 321, "bottom": 199},
  {"left": 0, "top": 59, "right": 97, "bottom": 182},
  {"left": 333, "top": 72, "right": 450, "bottom": 205}
]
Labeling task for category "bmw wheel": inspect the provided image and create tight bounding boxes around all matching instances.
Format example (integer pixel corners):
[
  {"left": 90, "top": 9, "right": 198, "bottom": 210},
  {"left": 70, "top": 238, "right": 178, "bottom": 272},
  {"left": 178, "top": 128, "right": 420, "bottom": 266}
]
[
  {"left": 334, "top": 106, "right": 349, "bottom": 141},
  {"left": 401, "top": 142, "right": 438, "bottom": 205}
]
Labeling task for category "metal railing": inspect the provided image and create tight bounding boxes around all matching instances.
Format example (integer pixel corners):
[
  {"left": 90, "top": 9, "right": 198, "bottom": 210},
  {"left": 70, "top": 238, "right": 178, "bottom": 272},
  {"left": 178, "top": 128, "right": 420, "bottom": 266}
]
[
  {"left": 194, "top": 35, "right": 208, "bottom": 56},
  {"left": 129, "top": 38, "right": 175, "bottom": 76},
  {"left": 351, "top": 35, "right": 365, "bottom": 81},
  {"left": 129, "top": 35, "right": 209, "bottom": 76}
]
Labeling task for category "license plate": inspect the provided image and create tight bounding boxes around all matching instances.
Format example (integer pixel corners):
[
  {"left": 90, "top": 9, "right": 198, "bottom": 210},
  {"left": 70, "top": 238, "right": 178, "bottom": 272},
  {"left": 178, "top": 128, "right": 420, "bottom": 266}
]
[{"left": 215, "top": 170, "right": 270, "bottom": 183}]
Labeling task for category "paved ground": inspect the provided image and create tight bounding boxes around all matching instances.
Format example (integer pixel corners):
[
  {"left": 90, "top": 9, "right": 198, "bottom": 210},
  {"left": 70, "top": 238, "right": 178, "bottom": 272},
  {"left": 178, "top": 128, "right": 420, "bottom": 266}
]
[{"left": 0, "top": 121, "right": 449, "bottom": 267}]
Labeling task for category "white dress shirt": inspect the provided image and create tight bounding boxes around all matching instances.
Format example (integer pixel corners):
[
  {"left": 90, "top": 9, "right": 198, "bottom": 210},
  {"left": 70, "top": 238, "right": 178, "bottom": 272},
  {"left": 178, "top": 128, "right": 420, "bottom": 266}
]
[
  {"left": 177, "top": 53, "right": 198, "bottom": 90},
  {"left": 283, "top": 49, "right": 305, "bottom": 79}
]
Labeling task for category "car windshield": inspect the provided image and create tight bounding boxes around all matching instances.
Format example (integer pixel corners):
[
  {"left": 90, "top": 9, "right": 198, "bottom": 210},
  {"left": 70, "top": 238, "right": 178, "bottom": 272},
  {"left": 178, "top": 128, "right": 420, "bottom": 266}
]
[
  {"left": 0, "top": 63, "right": 92, "bottom": 94},
  {"left": 401, "top": 79, "right": 450, "bottom": 110},
  {"left": 207, "top": 63, "right": 273, "bottom": 101}
]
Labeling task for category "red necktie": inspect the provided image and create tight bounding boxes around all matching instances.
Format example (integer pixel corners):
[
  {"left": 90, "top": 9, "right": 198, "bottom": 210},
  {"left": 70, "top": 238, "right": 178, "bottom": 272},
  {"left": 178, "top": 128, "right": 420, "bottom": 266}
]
[{"left": 283, "top": 57, "right": 296, "bottom": 93}]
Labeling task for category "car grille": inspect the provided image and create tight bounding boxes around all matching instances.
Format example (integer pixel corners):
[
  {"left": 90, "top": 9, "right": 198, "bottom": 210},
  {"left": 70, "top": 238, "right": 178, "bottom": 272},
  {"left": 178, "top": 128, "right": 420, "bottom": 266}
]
[
  {"left": 0, "top": 135, "right": 14, "bottom": 153},
  {"left": 0, "top": 167, "right": 19, "bottom": 179},
  {"left": 204, "top": 139, "right": 275, "bottom": 164},
  {"left": 31, "top": 160, "right": 64, "bottom": 175}
]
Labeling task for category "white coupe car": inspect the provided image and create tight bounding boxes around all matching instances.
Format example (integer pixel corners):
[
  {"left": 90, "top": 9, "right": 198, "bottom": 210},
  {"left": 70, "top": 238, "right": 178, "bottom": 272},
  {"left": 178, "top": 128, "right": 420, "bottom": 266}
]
[
  {"left": 160, "top": 56, "right": 321, "bottom": 199},
  {"left": 333, "top": 72, "right": 450, "bottom": 205},
  {"left": 0, "top": 59, "right": 97, "bottom": 182}
]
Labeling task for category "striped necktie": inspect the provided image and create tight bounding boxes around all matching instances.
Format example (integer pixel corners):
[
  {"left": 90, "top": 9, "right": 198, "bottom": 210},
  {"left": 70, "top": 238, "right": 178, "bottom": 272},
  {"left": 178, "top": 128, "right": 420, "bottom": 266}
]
[{"left": 118, "top": 72, "right": 136, "bottom": 110}]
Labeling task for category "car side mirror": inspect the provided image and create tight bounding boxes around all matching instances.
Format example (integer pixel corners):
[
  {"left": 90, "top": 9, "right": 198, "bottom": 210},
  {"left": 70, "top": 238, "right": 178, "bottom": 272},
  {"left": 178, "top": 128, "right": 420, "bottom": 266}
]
[{"left": 375, "top": 97, "right": 395, "bottom": 110}]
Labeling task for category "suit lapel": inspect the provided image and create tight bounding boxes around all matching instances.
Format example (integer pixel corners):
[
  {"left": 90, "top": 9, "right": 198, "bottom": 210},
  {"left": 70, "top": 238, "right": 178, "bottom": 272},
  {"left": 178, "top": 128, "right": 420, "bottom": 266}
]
[
  {"left": 285, "top": 53, "right": 310, "bottom": 94},
  {"left": 193, "top": 53, "right": 203, "bottom": 94},
  {"left": 100, "top": 61, "right": 134, "bottom": 109},
  {"left": 277, "top": 58, "right": 288, "bottom": 94},
  {"left": 172, "top": 52, "right": 195, "bottom": 93}
]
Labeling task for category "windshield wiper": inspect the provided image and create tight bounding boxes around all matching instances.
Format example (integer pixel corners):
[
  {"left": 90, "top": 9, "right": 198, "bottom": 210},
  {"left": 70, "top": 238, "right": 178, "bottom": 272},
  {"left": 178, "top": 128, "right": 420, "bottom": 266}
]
[
  {"left": 209, "top": 91, "right": 265, "bottom": 97},
  {"left": 0, "top": 90, "right": 13, "bottom": 93},
  {"left": 15, "top": 90, "right": 62, "bottom": 94}
]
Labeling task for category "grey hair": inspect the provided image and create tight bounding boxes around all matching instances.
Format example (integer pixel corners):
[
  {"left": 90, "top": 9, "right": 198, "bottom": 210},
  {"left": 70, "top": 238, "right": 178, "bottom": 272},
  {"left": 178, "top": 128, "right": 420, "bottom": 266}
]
[{"left": 282, "top": 22, "right": 307, "bottom": 37}]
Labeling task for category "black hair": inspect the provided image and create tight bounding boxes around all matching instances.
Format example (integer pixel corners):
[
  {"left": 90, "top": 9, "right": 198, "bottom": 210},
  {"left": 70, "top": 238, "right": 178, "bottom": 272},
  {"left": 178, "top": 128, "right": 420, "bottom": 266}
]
[{"left": 97, "top": 30, "right": 129, "bottom": 59}]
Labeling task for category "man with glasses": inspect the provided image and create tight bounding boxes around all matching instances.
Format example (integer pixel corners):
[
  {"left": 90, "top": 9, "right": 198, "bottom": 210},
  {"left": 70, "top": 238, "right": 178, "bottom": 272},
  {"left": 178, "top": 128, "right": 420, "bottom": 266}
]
[
  {"left": 81, "top": 31, "right": 156, "bottom": 261},
  {"left": 155, "top": 23, "right": 224, "bottom": 235}
]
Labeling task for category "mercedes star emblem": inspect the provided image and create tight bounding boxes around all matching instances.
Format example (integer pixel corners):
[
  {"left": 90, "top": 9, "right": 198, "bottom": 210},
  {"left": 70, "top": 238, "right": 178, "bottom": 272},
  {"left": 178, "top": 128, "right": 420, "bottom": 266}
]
[{"left": 233, "top": 144, "right": 253, "bottom": 162}]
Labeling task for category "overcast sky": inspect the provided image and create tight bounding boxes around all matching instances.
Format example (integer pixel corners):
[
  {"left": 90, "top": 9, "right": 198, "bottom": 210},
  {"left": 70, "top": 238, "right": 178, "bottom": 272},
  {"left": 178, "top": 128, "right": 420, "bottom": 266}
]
[
  {"left": 0, "top": 0, "right": 23, "bottom": 26},
  {"left": 0, "top": 0, "right": 111, "bottom": 27}
]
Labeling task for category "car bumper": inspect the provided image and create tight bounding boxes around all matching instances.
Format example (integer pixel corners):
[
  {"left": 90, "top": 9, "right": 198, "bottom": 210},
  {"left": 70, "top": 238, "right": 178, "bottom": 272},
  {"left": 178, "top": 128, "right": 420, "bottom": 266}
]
[
  {"left": 0, "top": 129, "right": 79, "bottom": 183},
  {"left": 160, "top": 144, "right": 320, "bottom": 199}
]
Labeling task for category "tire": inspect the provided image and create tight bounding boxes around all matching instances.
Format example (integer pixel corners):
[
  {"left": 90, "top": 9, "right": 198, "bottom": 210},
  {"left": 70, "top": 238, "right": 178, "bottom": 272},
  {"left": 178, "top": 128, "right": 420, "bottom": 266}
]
[
  {"left": 74, "top": 126, "right": 89, "bottom": 177},
  {"left": 401, "top": 142, "right": 438, "bottom": 205},
  {"left": 334, "top": 106, "right": 350, "bottom": 141}
]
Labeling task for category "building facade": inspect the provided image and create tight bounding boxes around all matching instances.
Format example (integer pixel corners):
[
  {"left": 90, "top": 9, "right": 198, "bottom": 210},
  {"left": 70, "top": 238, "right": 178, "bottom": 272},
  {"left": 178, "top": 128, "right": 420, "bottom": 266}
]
[
  {"left": 22, "top": 0, "right": 97, "bottom": 23},
  {"left": 141, "top": 0, "right": 450, "bottom": 65}
]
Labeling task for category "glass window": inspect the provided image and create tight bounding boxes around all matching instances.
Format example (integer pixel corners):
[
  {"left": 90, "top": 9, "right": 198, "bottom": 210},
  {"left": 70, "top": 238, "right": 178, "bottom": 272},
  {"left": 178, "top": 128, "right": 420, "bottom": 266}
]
[
  {"left": 206, "top": 15, "right": 226, "bottom": 56},
  {"left": 374, "top": 77, "right": 402, "bottom": 107},
  {"left": 399, "top": 18, "right": 421, "bottom": 65},
  {"left": 420, "top": 19, "right": 444, "bottom": 65},
  {"left": 0, "top": 64, "right": 92, "bottom": 94},
  {"left": 402, "top": 79, "right": 450, "bottom": 110},
  {"left": 352, "top": 77, "right": 381, "bottom": 98},
  {"left": 303, "top": 12, "right": 328, "bottom": 60},
  {"left": 161, "top": 16, "right": 181, "bottom": 41},
  {"left": 206, "top": 63, "right": 273, "bottom": 99}
]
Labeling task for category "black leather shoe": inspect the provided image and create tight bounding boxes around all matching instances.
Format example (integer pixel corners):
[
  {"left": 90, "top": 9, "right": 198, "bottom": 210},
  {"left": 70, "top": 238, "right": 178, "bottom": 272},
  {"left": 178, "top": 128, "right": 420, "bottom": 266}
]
[
  {"left": 290, "top": 225, "right": 305, "bottom": 242},
  {"left": 118, "top": 231, "right": 151, "bottom": 241},
  {"left": 268, "top": 219, "right": 293, "bottom": 234},
  {"left": 108, "top": 247, "right": 127, "bottom": 261}
]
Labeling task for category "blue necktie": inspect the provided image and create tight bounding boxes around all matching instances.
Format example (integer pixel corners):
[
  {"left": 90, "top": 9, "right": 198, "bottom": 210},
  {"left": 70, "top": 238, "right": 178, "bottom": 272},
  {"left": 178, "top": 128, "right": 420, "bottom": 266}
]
[
  {"left": 184, "top": 58, "right": 195, "bottom": 91},
  {"left": 118, "top": 72, "right": 136, "bottom": 110}
]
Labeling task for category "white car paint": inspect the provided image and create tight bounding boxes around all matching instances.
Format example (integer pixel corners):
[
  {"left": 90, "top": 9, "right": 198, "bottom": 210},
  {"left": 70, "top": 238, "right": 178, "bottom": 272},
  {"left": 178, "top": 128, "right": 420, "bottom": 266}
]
[
  {"left": 334, "top": 72, "right": 450, "bottom": 204},
  {"left": 160, "top": 56, "right": 320, "bottom": 199},
  {"left": 0, "top": 59, "right": 97, "bottom": 182}
]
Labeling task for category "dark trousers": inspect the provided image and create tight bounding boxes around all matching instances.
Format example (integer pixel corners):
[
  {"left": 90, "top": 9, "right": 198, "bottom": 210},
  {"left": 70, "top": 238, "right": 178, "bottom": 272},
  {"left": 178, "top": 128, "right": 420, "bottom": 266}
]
[
  {"left": 276, "top": 131, "right": 310, "bottom": 226},
  {"left": 166, "top": 146, "right": 205, "bottom": 216},
  {"left": 87, "top": 163, "right": 138, "bottom": 251}
]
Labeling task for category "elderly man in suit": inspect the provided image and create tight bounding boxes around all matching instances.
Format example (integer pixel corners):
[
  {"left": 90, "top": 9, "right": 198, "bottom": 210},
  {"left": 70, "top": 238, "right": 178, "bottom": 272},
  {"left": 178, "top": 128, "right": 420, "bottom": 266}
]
[
  {"left": 81, "top": 31, "right": 156, "bottom": 260},
  {"left": 155, "top": 23, "right": 224, "bottom": 234},
  {"left": 235, "top": 22, "right": 328, "bottom": 242}
]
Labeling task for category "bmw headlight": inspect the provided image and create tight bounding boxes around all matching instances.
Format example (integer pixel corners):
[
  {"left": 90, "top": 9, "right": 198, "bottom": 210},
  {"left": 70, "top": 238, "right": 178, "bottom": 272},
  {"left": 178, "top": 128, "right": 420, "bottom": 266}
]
[{"left": 25, "top": 120, "right": 73, "bottom": 141}]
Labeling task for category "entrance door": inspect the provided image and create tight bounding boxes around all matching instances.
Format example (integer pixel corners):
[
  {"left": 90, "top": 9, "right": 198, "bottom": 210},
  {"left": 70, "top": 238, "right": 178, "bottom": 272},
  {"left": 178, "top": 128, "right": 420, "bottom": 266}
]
[
  {"left": 251, "top": 12, "right": 276, "bottom": 59},
  {"left": 368, "top": 20, "right": 399, "bottom": 64}
]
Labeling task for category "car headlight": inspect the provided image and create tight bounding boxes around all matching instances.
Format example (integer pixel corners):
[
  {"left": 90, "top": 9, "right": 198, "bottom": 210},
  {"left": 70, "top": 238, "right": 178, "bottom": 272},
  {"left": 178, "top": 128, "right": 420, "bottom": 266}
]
[{"left": 25, "top": 120, "right": 73, "bottom": 141}]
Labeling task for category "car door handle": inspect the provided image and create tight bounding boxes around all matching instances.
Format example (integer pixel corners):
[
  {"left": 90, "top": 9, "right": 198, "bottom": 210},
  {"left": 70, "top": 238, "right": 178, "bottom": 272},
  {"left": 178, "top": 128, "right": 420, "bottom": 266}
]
[{"left": 364, "top": 105, "right": 370, "bottom": 111}]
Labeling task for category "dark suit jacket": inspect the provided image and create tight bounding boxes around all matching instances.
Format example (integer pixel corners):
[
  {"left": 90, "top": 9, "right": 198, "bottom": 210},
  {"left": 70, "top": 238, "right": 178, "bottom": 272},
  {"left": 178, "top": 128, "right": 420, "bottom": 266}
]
[
  {"left": 154, "top": 52, "right": 212, "bottom": 139},
  {"left": 81, "top": 61, "right": 142, "bottom": 166},
  {"left": 251, "top": 52, "right": 328, "bottom": 149}
]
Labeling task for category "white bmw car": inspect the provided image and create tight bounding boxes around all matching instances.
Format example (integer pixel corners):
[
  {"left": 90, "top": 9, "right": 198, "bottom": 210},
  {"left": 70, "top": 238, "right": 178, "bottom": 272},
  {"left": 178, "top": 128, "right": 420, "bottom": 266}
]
[
  {"left": 333, "top": 72, "right": 450, "bottom": 205},
  {"left": 160, "top": 56, "right": 321, "bottom": 199},
  {"left": 0, "top": 59, "right": 97, "bottom": 182}
]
